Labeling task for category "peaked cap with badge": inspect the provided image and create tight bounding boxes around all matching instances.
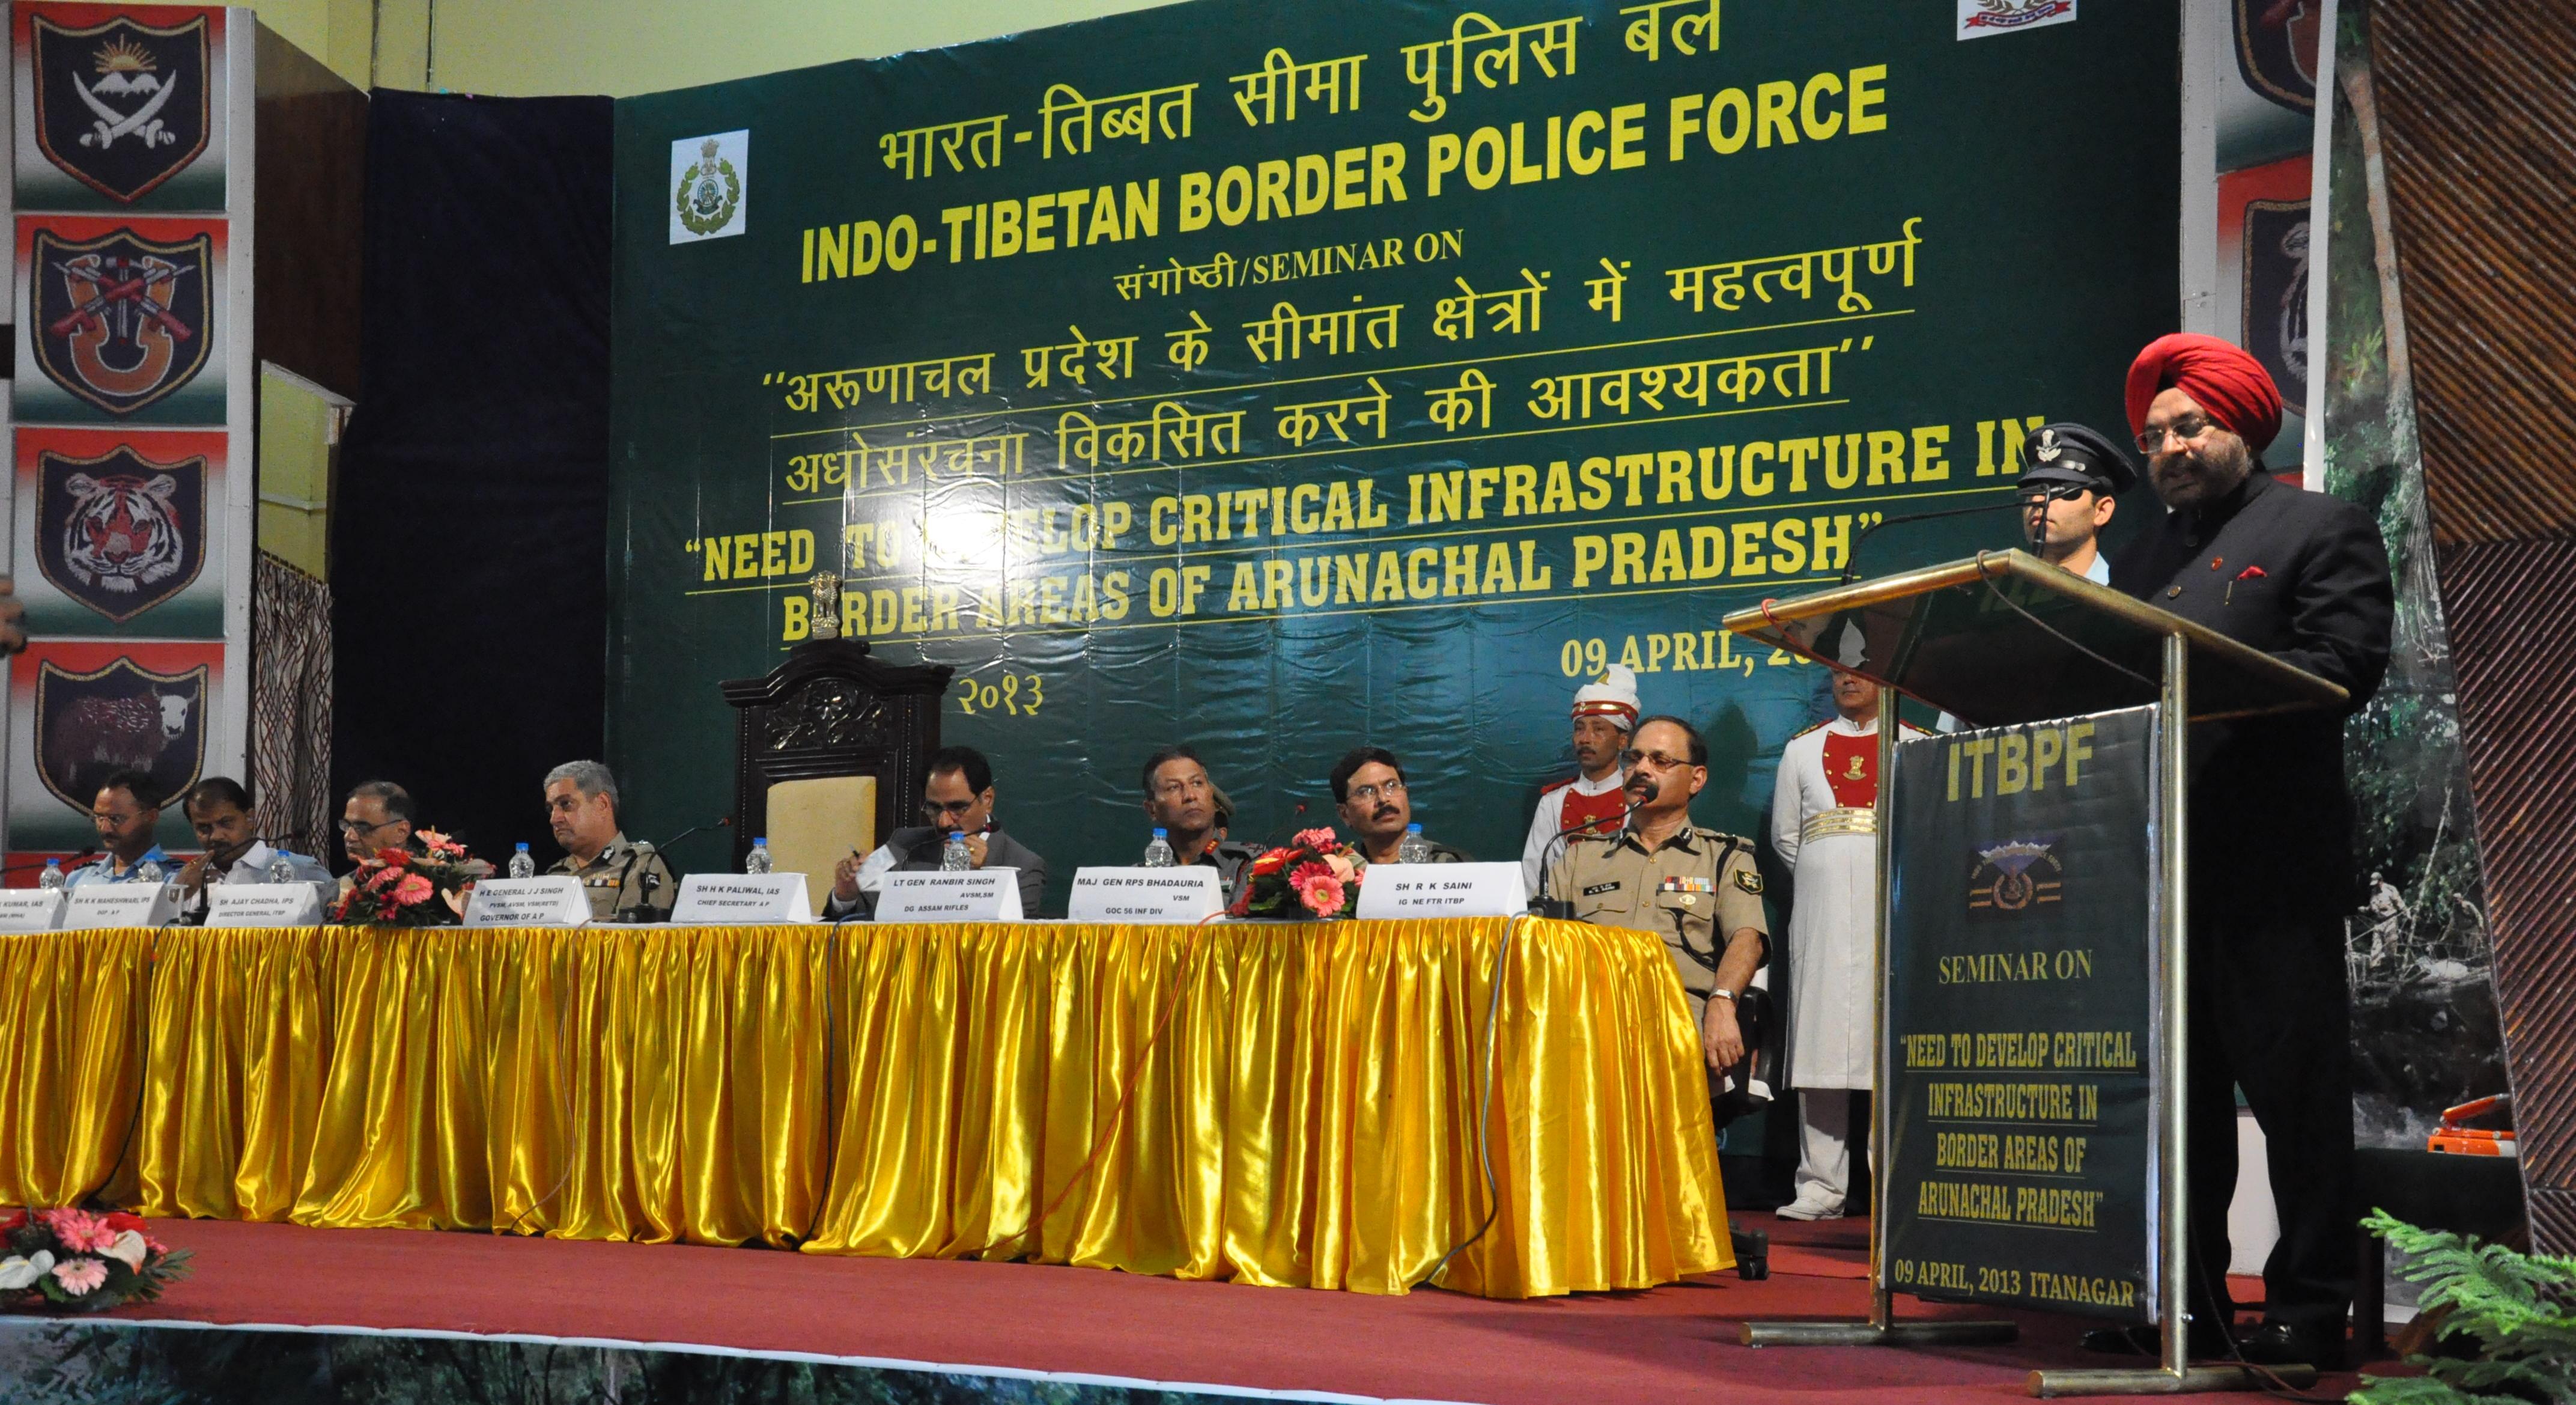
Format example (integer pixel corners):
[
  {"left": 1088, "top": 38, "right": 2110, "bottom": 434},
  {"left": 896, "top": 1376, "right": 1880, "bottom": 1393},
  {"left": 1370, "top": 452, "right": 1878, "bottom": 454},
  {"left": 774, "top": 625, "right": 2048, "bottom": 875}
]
[{"left": 2019, "top": 422, "right": 2137, "bottom": 496}]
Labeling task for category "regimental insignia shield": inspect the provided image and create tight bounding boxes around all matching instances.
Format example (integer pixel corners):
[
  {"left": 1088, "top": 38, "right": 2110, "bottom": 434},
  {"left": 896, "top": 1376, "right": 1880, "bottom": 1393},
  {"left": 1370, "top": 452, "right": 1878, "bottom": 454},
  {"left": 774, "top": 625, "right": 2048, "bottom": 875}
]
[
  {"left": 2242, "top": 200, "right": 2311, "bottom": 412},
  {"left": 35, "top": 446, "right": 207, "bottom": 624},
  {"left": 1967, "top": 837, "right": 2064, "bottom": 918},
  {"left": 2232, "top": 0, "right": 2321, "bottom": 113},
  {"left": 29, "top": 12, "right": 213, "bottom": 203},
  {"left": 29, "top": 227, "right": 214, "bottom": 416},
  {"left": 34, "top": 657, "right": 207, "bottom": 813}
]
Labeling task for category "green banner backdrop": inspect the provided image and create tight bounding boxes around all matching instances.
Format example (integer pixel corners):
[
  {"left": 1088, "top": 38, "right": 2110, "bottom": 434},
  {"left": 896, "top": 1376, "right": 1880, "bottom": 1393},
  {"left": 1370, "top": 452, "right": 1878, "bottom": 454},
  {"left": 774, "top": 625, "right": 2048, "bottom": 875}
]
[{"left": 606, "top": 0, "right": 2179, "bottom": 899}]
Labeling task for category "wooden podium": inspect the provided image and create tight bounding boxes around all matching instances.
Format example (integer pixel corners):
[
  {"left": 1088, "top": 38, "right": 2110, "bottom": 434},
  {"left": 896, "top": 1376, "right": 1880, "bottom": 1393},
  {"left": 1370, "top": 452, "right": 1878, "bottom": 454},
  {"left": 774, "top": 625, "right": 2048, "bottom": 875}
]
[{"left": 1724, "top": 551, "right": 2345, "bottom": 1397}]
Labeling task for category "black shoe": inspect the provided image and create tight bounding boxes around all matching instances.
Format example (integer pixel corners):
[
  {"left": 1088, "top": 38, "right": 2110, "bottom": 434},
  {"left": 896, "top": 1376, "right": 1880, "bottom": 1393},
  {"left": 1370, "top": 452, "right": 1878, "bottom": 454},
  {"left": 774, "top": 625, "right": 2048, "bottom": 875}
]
[
  {"left": 2079, "top": 1321, "right": 2235, "bottom": 1358},
  {"left": 2235, "top": 1320, "right": 2346, "bottom": 1371}
]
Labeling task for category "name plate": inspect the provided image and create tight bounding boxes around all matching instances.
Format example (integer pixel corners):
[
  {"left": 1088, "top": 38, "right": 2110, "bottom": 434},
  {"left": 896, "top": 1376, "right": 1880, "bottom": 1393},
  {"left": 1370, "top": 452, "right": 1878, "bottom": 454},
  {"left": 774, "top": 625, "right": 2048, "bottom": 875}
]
[
  {"left": 464, "top": 876, "right": 592, "bottom": 928},
  {"left": 0, "top": 889, "right": 66, "bottom": 933},
  {"left": 1066, "top": 867, "right": 1224, "bottom": 924},
  {"left": 1356, "top": 862, "right": 1530, "bottom": 919},
  {"left": 204, "top": 883, "right": 323, "bottom": 927},
  {"left": 875, "top": 868, "right": 1024, "bottom": 922},
  {"left": 670, "top": 873, "right": 813, "bottom": 925},
  {"left": 64, "top": 883, "right": 177, "bottom": 929}
]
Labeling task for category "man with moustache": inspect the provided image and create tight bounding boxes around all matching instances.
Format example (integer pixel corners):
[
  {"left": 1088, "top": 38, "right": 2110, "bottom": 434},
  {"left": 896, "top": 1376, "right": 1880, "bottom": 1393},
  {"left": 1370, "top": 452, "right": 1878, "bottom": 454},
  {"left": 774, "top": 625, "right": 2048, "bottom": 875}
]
[
  {"left": 174, "top": 778, "right": 333, "bottom": 919},
  {"left": 1329, "top": 746, "right": 1471, "bottom": 866},
  {"left": 1140, "top": 745, "right": 1265, "bottom": 900},
  {"left": 1522, "top": 665, "right": 1639, "bottom": 899},
  {"left": 2092, "top": 333, "right": 2392, "bottom": 1368},
  {"left": 1549, "top": 715, "right": 1768, "bottom": 1082}
]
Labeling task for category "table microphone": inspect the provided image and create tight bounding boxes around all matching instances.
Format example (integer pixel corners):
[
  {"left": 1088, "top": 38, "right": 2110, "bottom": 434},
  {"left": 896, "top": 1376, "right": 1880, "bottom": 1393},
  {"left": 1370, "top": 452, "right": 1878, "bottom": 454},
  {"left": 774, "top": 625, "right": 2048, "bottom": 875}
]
[
  {"left": 1531, "top": 781, "right": 1654, "bottom": 920},
  {"left": 615, "top": 816, "right": 731, "bottom": 921},
  {"left": 5, "top": 846, "right": 96, "bottom": 876},
  {"left": 1838, "top": 496, "right": 2034, "bottom": 585},
  {"left": 1258, "top": 801, "right": 1310, "bottom": 853}
]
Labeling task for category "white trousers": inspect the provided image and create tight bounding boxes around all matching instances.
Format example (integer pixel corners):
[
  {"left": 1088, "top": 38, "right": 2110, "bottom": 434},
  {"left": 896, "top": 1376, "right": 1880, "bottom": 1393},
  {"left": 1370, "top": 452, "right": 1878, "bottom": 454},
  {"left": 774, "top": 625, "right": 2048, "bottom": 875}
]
[{"left": 1792, "top": 1088, "right": 1853, "bottom": 1209}]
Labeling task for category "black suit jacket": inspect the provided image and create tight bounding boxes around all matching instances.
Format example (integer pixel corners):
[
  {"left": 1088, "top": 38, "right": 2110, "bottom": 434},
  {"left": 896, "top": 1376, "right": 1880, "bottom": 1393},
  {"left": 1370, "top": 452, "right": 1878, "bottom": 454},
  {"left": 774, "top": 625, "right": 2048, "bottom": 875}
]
[
  {"left": 850, "top": 824, "right": 1050, "bottom": 918},
  {"left": 2110, "top": 471, "right": 2392, "bottom": 915}
]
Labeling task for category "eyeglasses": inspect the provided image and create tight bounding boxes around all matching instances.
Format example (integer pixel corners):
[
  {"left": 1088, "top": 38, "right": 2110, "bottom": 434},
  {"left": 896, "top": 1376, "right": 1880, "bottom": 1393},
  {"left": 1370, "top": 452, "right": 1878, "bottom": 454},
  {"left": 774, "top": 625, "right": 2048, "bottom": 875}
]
[
  {"left": 1346, "top": 778, "right": 1406, "bottom": 805},
  {"left": 91, "top": 809, "right": 141, "bottom": 824},
  {"left": 919, "top": 798, "right": 979, "bottom": 820},
  {"left": 1618, "top": 748, "right": 1695, "bottom": 771},
  {"left": 338, "top": 817, "right": 395, "bottom": 835},
  {"left": 2019, "top": 483, "right": 2090, "bottom": 504},
  {"left": 2134, "top": 415, "right": 2216, "bottom": 454}
]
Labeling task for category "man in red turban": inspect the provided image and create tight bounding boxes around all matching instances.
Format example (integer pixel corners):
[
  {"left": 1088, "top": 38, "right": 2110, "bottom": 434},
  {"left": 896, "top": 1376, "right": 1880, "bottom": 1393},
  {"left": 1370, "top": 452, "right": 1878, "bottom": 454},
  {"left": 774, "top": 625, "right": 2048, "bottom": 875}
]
[{"left": 2094, "top": 335, "right": 2392, "bottom": 1371}]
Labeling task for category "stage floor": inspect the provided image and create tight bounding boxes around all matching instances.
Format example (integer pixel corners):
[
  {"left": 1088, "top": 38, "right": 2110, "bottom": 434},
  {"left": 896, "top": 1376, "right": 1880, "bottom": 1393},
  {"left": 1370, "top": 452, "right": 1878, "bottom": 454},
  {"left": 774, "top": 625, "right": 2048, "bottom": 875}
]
[{"left": 87, "top": 1215, "right": 2383, "bottom": 1404}]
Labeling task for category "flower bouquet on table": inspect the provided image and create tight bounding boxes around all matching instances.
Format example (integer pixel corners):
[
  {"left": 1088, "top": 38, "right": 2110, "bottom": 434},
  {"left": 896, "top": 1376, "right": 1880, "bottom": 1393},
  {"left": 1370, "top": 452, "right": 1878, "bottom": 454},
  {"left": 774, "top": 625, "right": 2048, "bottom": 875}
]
[
  {"left": 330, "top": 830, "right": 490, "bottom": 926},
  {"left": 1230, "top": 827, "right": 1367, "bottom": 919},
  {"left": 0, "top": 1208, "right": 191, "bottom": 1313}
]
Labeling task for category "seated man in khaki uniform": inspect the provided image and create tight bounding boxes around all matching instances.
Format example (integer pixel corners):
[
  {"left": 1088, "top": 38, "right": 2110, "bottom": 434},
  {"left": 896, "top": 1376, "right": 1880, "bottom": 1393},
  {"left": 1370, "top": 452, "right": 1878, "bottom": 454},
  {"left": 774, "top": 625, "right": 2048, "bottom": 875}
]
[
  {"left": 543, "top": 760, "right": 675, "bottom": 921},
  {"left": 1548, "top": 714, "right": 1768, "bottom": 1076}
]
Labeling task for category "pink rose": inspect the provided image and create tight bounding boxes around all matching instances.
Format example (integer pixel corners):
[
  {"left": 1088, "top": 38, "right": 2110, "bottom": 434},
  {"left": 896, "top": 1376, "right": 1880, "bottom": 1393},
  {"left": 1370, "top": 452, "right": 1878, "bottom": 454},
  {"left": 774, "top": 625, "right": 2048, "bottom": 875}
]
[
  {"left": 391, "top": 873, "right": 435, "bottom": 906},
  {"left": 1292, "top": 827, "right": 1339, "bottom": 852},
  {"left": 50, "top": 1257, "right": 108, "bottom": 1296}
]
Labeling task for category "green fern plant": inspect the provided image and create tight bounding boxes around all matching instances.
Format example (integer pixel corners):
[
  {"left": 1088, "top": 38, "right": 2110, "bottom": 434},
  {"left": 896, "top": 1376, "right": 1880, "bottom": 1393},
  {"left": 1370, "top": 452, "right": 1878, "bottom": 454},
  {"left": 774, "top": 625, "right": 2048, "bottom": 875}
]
[{"left": 2350, "top": 1210, "right": 2576, "bottom": 1404}]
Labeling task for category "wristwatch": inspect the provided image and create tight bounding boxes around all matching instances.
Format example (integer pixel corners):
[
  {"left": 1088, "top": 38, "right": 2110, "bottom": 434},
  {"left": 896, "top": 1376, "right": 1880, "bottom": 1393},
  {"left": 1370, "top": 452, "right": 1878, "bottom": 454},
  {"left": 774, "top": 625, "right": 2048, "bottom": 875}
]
[{"left": 1709, "top": 987, "right": 1737, "bottom": 1002}]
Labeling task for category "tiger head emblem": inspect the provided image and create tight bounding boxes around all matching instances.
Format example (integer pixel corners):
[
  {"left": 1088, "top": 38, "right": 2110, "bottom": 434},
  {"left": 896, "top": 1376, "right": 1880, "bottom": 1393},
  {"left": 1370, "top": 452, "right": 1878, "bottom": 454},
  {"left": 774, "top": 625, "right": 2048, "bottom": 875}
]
[{"left": 59, "top": 472, "right": 185, "bottom": 594}]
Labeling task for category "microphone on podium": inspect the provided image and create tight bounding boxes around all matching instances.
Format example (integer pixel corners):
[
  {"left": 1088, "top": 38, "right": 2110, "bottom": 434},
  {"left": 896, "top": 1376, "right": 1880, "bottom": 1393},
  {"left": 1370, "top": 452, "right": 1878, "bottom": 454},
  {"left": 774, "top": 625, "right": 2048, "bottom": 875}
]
[
  {"left": 1838, "top": 495, "right": 2040, "bottom": 585},
  {"left": 1531, "top": 779, "right": 1655, "bottom": 921}
]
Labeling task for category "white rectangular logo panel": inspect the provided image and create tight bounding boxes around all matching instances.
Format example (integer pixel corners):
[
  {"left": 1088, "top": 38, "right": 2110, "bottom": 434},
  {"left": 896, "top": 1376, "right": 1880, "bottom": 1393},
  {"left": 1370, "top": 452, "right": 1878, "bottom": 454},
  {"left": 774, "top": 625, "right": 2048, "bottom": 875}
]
[
  {"left": 1356, "top": 862, "right": 1530, "bottom": 920},
  {"left": 1958, "top": 0, "right": 2075, "bottom": 39},
  {"left": 875, "top": 869, "right": 1024, "bottom": 922},
  {"left": 1065, "top": 867, "right": 1225, "bottom": 924},
  {"left": 0, "top": 889, "right": 66, "bottom": 933},
  {"left": 203, "top": 883, "right": 323, "bottom": 927},
  {"left": 670, "top": 873, "right": 812, "bottom": 925},
  {"left": 65, "top": 883, "right": 177, "bottom": 930},
  {"left": 464, "top": 876, "right": 593, "bottom": 928},
  {"left": 670, "top": 130, "right": 749, "bottom": 242}
]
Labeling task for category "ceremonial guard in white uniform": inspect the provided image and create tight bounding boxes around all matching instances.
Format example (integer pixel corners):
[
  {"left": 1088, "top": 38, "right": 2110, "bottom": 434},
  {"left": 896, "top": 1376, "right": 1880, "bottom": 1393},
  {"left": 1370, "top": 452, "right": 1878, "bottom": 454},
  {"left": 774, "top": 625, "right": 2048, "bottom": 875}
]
[
  {"left": 1521, "top": 665, "right": 1638, "bottom": 900},
  {"left": 1767, "top": 668, "right": 1925, "bottom": 1219}
]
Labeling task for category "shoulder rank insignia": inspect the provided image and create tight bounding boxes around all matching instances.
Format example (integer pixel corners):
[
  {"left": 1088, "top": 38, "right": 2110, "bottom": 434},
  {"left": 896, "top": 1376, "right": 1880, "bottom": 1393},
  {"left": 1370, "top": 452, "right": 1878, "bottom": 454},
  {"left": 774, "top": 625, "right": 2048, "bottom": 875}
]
[{"left": 1733, "top": 869, "right": 1764, "bottom": 895}]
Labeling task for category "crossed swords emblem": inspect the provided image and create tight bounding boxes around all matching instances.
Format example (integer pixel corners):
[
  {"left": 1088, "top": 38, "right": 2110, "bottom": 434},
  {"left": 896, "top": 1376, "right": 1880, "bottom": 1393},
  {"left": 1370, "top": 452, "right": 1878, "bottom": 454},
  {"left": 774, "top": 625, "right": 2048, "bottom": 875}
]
[
  {"left": 71, "top": 65, "right": 180, "bottom": 150},
  {"left": 47, "top": 255, "right": 194, "bottom": 344}
]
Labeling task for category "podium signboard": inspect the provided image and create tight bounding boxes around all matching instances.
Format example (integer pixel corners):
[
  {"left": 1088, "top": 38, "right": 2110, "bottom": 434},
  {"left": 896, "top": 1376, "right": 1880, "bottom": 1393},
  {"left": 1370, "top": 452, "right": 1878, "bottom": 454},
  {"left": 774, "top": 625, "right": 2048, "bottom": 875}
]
[{"left": 1882, "top": 708, "right": 2158, "bottom": 1324}]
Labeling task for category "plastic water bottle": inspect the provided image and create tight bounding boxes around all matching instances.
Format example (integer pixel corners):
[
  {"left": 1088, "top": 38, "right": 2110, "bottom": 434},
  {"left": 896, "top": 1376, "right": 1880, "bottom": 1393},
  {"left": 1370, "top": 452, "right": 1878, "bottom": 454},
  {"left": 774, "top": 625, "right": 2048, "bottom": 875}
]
[
  {"left": 134, "top": 858, "right": 165, "bottom": 884},
  {"left": 507, "top": 843, "right": 535, "bottom": 880},
  {"left": 1399, "top": 823, "right": 1431, "bottom": 864},
  {"left": 941, "top": 831, "right": 972, "bottom": 871},
  {"left": 37, "top": 859, "right": 65, "bottom": 891},
  {"left": 1141, "top": 828, "right": 1175, "bottom": 867},
  {"left": 267, "top": 852, "right": 298, "bottom": 885},
  {"left": 745, "top": 838, "right": 773, "bottom": 874}
]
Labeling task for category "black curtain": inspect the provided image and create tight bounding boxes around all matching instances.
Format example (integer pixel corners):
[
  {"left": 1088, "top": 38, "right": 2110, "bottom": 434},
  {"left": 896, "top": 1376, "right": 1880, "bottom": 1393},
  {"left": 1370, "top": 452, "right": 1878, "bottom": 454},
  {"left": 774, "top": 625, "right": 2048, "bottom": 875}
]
[{"left": 330, "top": 91, "right": 612, "bottom": 866}]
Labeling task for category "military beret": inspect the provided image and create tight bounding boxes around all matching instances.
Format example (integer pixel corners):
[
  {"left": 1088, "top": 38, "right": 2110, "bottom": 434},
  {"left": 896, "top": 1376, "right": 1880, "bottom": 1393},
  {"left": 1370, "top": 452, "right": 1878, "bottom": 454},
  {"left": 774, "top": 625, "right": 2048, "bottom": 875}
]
[{"left": 2019, "top": 422, "right": 2137, "bottom": 496}]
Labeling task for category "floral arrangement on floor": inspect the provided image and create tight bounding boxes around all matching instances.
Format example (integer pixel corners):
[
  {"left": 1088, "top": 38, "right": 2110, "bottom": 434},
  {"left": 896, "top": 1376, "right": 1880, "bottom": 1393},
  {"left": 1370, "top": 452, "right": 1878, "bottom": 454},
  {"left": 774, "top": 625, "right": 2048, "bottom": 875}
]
[
  {"left": 1230, "top": 827, "right": 1365, "bottom": 918},
  {"left": 329, "top": 831, "right": 489, "bottom": 926},
  {"left": 0, "top": 1208, "right": 190, "bottom": 1312}
]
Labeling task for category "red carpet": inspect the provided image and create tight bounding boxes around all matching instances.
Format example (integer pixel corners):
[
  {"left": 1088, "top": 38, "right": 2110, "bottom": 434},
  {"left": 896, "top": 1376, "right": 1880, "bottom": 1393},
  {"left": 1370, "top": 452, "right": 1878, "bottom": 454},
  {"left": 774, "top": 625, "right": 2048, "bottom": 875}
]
[{"left": 104, "top": 1215, "right": 2384, "bottom": 1403}]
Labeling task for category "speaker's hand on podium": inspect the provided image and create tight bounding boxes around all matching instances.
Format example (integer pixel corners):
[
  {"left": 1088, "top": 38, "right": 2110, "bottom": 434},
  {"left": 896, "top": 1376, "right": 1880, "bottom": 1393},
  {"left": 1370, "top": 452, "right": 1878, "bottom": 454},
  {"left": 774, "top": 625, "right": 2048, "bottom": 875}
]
[{"left": 1701, "top": 998, "right": 1745, "bottom": 1072}]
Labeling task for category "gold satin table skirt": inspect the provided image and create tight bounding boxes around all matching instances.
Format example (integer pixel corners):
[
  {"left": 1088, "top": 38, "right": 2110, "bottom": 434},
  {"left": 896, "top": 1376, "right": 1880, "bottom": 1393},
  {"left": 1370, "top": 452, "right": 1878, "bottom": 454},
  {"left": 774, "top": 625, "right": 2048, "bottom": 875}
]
[{"left": 0, "top": 918, "right": 1728, "bottom": 1297}]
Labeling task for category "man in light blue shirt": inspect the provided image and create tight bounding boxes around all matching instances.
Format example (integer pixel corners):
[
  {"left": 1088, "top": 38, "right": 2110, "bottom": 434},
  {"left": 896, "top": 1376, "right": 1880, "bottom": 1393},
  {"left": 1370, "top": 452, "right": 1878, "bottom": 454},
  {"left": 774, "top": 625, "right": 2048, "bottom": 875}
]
[
  {"left": 62, "top": 768, "right": 171, "bottom": 888},
  {"left": 2015, "top": 421, "right": 2134, "bottom": 585},
  {"left": 175, "top": 777, "right": 335, "bottom": 919}
]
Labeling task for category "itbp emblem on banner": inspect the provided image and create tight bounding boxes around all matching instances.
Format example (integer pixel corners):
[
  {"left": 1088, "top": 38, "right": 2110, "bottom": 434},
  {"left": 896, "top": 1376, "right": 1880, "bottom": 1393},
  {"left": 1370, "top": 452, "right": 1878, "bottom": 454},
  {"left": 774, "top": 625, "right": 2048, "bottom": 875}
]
[
  {"left": 28, "top": 227, "right": 214, "bottom": 416},
  {"left": 30, "top": 12, "right": 213, "bottom": 203},
  {"left": 670, "top": 132, "right": 749, "bottom": 243},
  {"left": 35, "top": 446, "right": 207, "bottom": 624}
]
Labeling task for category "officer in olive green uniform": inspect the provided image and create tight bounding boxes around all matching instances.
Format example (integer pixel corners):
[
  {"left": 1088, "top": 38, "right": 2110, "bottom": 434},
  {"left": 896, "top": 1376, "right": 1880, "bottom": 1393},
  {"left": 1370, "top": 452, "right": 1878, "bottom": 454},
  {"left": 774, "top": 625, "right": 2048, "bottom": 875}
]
[
  {"left": 1547, "top": 715, "right": 1769, "bottom": 1075},
  {"left": 549, "top": 834, "right": 677, "bottom": 921},
  {"left": 542, "top": 761, "right": 678, "bottom": 921}
]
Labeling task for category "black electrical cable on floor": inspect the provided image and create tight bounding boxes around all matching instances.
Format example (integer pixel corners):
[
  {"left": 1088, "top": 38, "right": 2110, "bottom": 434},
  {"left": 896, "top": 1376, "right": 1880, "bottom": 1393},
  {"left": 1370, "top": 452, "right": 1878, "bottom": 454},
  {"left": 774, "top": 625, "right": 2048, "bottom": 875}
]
[{"left": 1411, "top": 913, "right": 1529, "bottom": 1292}]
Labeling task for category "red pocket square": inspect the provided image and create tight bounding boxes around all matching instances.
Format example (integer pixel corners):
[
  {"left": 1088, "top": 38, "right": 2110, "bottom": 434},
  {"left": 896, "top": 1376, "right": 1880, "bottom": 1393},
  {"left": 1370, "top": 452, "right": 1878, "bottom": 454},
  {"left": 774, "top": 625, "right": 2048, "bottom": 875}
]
[{"left": 2235, "top": 565, "right": 2267, "bottom": 581}]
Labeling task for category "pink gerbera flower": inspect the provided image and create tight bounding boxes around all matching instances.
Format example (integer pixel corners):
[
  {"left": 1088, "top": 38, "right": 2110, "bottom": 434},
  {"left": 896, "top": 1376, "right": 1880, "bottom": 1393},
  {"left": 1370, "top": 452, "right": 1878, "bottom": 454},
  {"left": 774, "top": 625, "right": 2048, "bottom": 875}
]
[
  {"left": 40, "top": 1208, "right": 115, "bottom": 1254},
  {"left": 51, "top": 1257, "right": 108, "bottom": 1295},
  {"left": 391, "top": 873, "right": 435, "bottom": 906},
  {"left": 1294, "top": 872, "right": 1345, "bottom": 916}
]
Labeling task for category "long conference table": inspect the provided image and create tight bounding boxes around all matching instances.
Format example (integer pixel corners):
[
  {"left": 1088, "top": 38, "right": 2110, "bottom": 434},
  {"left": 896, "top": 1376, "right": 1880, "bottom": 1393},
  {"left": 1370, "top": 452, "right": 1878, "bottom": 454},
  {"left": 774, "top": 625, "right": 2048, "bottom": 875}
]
[{"left": 0, "top": 916, "right": 1732, "bottom": 1298}]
